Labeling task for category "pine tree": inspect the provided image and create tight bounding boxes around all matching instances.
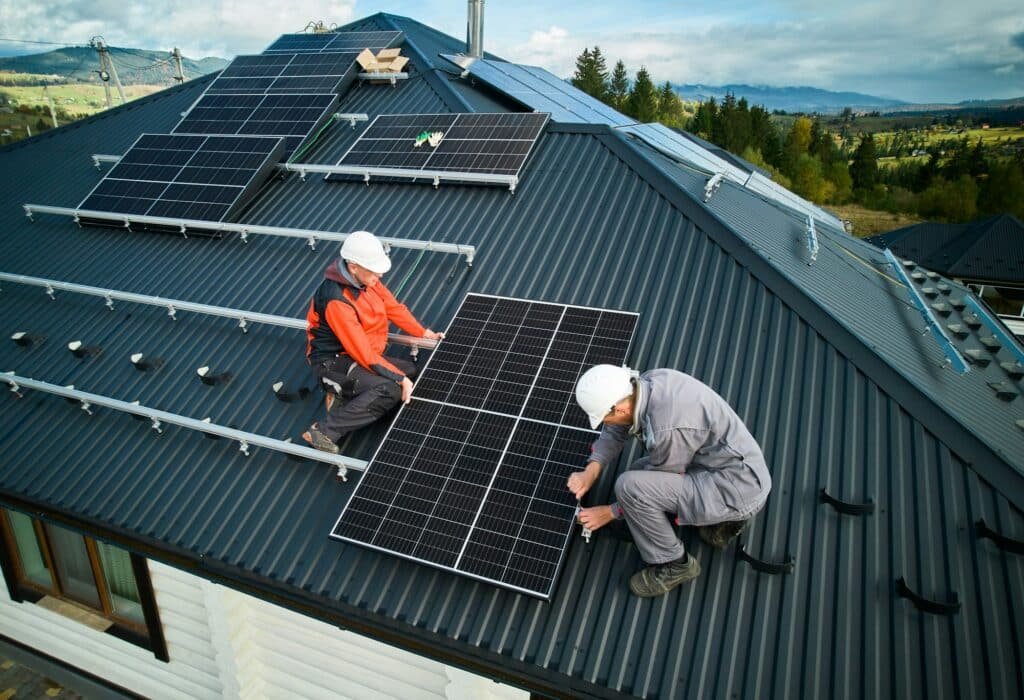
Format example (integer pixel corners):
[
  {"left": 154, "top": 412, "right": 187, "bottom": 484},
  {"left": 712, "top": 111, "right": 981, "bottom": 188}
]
[
  {"left": 657, "top": 81, "right": 684, "bottom": 127},
  {"left": 849, "top": 133, "right": 879, "bottom": 191},
  {"left": 609, "top": 60, "right": 629, "bottom": 110},
  {"left": 627, "top": 66, "right": 659, "bottom": 122},
  {"left": 571, "top": 46, "right": 609, "bottom": 101}
]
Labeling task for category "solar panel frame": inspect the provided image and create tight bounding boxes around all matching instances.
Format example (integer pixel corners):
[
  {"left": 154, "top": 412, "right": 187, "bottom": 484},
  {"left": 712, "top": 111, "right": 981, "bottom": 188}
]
[
  {"left": 441, "top": 54, "right": 636, "bottom": 127},
  {"left": 77, "top": 133, "right": 284, "bottom": 224},
  {"left": 204, "top": 52, "right": 360, "bottom": 95},
  {"left": 173, "top": 92, "right": 340, "bottom": 156},
  {"left": 331, "top": 293, "right": 638, "bottom": 599},
  {"left": 263, "top": 30, "right": 403, "bottom": 54},
  {"left": 329, "top": 112, "right": 550, "bottom": 183}
]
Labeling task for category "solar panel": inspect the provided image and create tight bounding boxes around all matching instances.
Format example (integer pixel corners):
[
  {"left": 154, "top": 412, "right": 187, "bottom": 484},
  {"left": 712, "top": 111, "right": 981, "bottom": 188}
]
[
  {"left": 331, "top": 294, "right": 638, "bottom": 599},
  {"left": 441, "top": 54, "right": 635, "bottom": 127},
  {"left": 77, "top": 134, "right": 284, "bottom": 222},
  {"left": 263, "top": 30, "right": 402, "bottom": 54},
  {"left": 206, "top": 52, "right": 360, "bottom": 94},
  {"left": 173, "top": 93, "right": 339, "bottom": 156},
  {"left": 328, "top": 113, "right": 549, "bottom": 185}
]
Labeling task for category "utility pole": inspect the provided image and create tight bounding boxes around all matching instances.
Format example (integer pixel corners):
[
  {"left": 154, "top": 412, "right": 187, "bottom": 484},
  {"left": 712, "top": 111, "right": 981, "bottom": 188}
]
[
  {"left": 89, "top": 37, "right": 126, "bottom": 108},
  {"left": 42, "top": 85, "right": 59, "bottom": 128},
  {"left": 171, "top": 47, "right": 184, "bottom": 83}
]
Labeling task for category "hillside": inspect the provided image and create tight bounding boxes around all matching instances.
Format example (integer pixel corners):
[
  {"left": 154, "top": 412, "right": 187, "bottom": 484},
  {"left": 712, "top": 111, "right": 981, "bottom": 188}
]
[
  {"left": 673, "top": 83, "right": 905, "bottom": 114},
  {"left": 0, "top": 47, "right": 227, "bottom": 85}
]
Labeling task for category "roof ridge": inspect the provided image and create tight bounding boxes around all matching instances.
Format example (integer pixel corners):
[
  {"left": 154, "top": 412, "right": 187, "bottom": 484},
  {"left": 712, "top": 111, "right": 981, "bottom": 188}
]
[{"left": 602, "top": 127, "right": 1024, "bottom": 508}]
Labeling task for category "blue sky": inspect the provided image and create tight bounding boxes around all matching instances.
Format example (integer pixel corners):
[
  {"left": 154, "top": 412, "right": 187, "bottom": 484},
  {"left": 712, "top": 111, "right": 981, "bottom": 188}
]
[{"left": 1, "top": 0, "right": 1021, "bottom": 103}]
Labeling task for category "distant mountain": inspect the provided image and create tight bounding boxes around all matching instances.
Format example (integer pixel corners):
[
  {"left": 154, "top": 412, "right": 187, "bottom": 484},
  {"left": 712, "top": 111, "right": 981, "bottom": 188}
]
[
  {"left": 0, "top": 47, "right": 228, "bottom": 85},
  {"left": 673, "top": 84, "right": 905, "bottom": 114}
]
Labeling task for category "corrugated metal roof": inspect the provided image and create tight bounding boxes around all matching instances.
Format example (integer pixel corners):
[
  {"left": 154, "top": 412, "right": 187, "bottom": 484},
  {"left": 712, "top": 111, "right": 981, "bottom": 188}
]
[
  {"left": 1, "top": 14, "right": 1023, "bottom": 699},
  {"left": 867, "top": 215, "right": 1024, "bottom": 285}
]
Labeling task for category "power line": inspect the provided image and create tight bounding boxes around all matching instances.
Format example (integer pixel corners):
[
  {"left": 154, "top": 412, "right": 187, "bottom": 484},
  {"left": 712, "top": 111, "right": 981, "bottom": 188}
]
[{"left": 0, "top": 37, "right": 84, "bottom": 47}]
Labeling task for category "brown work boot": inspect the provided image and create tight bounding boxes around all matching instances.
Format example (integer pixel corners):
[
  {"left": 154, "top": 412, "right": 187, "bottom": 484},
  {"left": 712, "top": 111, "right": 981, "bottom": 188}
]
[
  {"left": 629, "top": 554, "right": 700, "bottom": 597},
  {"left": 699, "top": 519, "right": 748, "bottom": 550},
  {"left": 302, "top": 424, "right": 339, "bottom": 454}
]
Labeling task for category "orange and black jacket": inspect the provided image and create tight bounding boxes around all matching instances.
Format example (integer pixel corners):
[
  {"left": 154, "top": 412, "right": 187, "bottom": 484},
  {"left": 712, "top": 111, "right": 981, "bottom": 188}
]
[{"left": 306, "top": 259, "right": 426, "bottom": 382}]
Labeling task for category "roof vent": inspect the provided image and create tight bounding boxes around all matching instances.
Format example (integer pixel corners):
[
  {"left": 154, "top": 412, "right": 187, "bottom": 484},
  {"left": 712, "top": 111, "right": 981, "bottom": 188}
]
[
  {"left": 11, "top": 331, "right": 45, "bottom": 348},
  {"left": 130, "top": 353, "right": 163, "bottom": 371},
  {"left": 196, "top": 366, "right": 232, "bottom": 386},
  {"left": 963, "top": 314, "right": 982, "bottom": 330},
  {"left": 980, "top": 336, "right": 1001, "bottom": 352},
  {"left": 1000, "top": 361, "right": 1024, "bottom": 380},
  {"left": 949, "top": 297, "right": 967, "bottom": 310},
  {"left": 930, "top": 302, "right": 952, "bottom": 318},
  {"left": 272, "top": 381, "right": 310, "bottom": 403},
  {"left": 921, "top": 286, "right": 939, "bottom": 298},
  {"left": 467, "top": 0, "right": 485, "bottom": 57},
  {"left": 946, "top": 323, "right": 969, "bottom": 340},
  {"left": 963, "top": 348, "right": 991, "bottom": 367},
  {"left": 68, "top": 340, "right": 101, "bottom": 358},
  {"left": 911, "top": 271, "right": 927, "bottom": 282},
  {"left": 937, "top": 283, "right": 951, "bottom": 295},
  {"left": 987, "top": 381, "right": 1019, "bottom": 402}
]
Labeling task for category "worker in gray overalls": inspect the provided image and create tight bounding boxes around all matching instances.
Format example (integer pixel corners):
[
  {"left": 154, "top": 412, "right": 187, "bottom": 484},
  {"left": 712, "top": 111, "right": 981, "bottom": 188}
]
[{"left": 569, "top": 365, "right": 772, "bottom": 597}]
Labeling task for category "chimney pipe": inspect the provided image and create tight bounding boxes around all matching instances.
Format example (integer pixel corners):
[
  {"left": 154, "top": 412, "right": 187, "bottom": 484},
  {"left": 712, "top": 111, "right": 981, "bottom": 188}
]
[{"left": 467, "top": 0, "right": 484, "bottom": 57}]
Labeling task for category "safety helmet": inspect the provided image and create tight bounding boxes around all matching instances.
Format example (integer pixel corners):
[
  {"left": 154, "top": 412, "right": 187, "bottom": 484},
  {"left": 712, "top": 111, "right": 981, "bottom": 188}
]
[
  {"left": 576, "top": 364, "right": 635, "bottom": 430},
  {"left": 340, "top": 230, "right": 392, "bottom": 274}
]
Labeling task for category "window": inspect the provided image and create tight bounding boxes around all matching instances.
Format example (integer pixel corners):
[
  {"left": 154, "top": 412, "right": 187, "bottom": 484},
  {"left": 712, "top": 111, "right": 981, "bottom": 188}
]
[{"left": 0, "top": 508, "right": 168, "bottom": 661}]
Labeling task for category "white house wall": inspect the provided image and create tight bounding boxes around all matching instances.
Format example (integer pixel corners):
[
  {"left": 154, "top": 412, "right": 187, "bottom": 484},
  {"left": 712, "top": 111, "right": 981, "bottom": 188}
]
[{"left": 1, "top": 559, "right": 527, "bottom": 699}]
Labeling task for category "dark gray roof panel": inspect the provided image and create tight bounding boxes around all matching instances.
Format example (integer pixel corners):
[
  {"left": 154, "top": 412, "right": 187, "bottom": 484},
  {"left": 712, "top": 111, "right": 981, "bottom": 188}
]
[{"left": 1, "top": 14, "right": 1023, "bottom": 700}]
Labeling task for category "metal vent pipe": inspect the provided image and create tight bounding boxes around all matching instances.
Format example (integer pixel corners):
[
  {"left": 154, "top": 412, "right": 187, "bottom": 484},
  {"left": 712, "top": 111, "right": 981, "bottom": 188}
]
[{"left": 467, "top": 0, "right": 484, "bottom": 57}]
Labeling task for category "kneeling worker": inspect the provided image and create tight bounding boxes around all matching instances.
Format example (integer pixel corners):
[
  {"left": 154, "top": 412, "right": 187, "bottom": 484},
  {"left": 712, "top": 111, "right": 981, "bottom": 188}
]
[
  {"left": 568, "top": 365, "right": 771, "bottom": 597},
  {"left": 303, "top": 230, "right": 443, "bottom": 453}
]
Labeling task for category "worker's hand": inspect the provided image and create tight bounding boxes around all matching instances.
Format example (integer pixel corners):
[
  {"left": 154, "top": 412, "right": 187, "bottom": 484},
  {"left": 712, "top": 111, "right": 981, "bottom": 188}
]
[
  {"left": 567, "top": 461, "right": 602, "bottom": 500},
  {"left": 423, "top": 329, "right": 445, "bottom": 341},
  {"left": 577, "top": 505, "right": 615, "bottom": 533},
  {"left": 400, "top": 376, "right": 414, "bottom": 403}
]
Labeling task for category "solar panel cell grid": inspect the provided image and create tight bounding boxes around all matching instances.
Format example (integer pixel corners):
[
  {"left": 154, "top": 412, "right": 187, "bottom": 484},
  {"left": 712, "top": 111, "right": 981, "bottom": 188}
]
[
  {"left": 331, "top": 294, "right": 637, "bottom": 598},
  {"left": 263, "top": 31, "right": 402, "bottom": 54}
]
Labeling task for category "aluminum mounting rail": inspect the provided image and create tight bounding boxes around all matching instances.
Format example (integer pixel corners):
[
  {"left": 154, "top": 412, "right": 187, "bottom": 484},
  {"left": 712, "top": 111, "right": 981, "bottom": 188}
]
[
  {"left": 21, "top": 204, "right": 476, "bottom": 266},
  {"left": 883, "top": 249, "right": 970, "bottom": 374},
  {"left": 0, "top": 271, "right": 439, "bottom": 356},
  {"left": 0, "top": 372, "right": 367, "bottom": 480}
]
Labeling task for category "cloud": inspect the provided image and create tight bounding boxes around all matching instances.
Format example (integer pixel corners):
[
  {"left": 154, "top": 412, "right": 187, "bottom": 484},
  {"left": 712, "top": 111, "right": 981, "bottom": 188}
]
[
  {"left": 498, "top": 26, "right": 578, "bottom": 76},
  {"left": 995, "top": 64, "right": 1016, "bottom": 74},
  {"left": 1, "top": 0, "right": 357, "bottom": 58}
]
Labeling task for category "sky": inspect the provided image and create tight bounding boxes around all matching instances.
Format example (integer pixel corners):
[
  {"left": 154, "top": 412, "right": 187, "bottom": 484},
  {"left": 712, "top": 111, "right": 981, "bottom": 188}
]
[{"left": 0, "top": 0, "right": 1021, "bottom": 103}]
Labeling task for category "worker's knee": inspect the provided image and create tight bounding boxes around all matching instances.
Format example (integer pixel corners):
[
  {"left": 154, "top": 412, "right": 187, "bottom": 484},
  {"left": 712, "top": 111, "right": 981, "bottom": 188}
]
[
  {"left": 614, "top": 471, "right": 646, "bottom": 505},
  {"left": 366, "top": 380, "right": 402, "bottom": 414}
]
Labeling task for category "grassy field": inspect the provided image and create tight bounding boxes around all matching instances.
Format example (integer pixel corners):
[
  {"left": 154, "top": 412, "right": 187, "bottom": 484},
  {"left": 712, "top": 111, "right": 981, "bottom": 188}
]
[
  {"left": 829, "top": 204, "right": 923, "bottom": 237},
  {"left": 1, "top": 73, "right": 169, "bottom": 142}
]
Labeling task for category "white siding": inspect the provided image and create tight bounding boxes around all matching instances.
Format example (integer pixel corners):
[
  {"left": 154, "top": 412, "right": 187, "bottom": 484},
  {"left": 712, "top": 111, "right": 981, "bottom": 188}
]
[
  {"left": 0, "top": 560, "right": 225, "bottom": 699},
  {"left": 1, "top": 560, "right": 527, "bottom": 700}
]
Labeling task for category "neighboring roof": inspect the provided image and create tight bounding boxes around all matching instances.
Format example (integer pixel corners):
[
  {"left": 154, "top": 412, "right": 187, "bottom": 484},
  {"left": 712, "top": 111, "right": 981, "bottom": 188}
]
[
  {"left": 867, "top": 215, "right": 1024, "bottom": 285},
  {"left": 1, "top": 13, "right": 1023, "bottom": 700}
]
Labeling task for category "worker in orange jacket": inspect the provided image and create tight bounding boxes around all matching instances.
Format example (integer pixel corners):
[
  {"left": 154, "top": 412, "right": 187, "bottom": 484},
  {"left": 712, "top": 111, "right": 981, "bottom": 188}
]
[{"left": 303, "top": 231, "right": 443, "bottom": 453}]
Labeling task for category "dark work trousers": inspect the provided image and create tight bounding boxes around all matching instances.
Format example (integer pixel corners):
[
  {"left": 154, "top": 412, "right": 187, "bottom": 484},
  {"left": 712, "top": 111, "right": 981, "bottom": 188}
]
[{"left": 312, "top": 355, "right": 418, "bottom": 443}]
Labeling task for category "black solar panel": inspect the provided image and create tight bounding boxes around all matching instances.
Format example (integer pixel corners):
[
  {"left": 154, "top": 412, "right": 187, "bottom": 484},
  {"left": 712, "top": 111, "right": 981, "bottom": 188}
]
[
  {"left": 173, "top": 93, "right": 339, "bottom": 156},
  {"left": 331, "top": 112, "right": 549, "bottom": 179},
  {"left": 331, "top": 294, "right": 638, "bottom": 599},
  {"left": 78, "top": 134, "right": 284, "bottom": 222},
  {"left": 263, "top": 30, "right": 402, "bottom": 54},
  {"left": 206, "top": 52, "right": 359, "bottom": 94}
]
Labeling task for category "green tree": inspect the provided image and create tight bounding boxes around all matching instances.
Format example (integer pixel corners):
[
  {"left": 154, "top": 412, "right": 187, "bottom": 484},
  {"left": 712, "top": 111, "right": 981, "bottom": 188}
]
[
  {"left": 657, "top": 81, "right": 685, "bottom": 127},
  {"left": 571, "top": 46, "right": 609, "bottom": 101},
  {"left": 790, "top": 154, "right": 834, "bottom": 203},
  {"left": 782, "top": 116, "right": 814, "bottom": 177},
  {"left": 608, "top": 60, "right": 629, "bottom": 111},
  {"left": 849, "top": 133, "right": 879, "bottom": 191},
  {"left": 918, "top": 175, "right": 979, "bottom": 222},
  {"left": 979, "top": 161, "right": 1024, "bottom": 218},
  {"left": 689, "top": 98, "right": 716, "bottom": 139},
  {"left": 627, "top": 66, "right": 659, "bottom": 122}
]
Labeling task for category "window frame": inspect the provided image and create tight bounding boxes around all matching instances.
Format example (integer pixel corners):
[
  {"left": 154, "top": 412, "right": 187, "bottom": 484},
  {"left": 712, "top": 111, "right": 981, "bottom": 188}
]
[{"left": 0, "top": 508, "right": 169, "bottom": 661}]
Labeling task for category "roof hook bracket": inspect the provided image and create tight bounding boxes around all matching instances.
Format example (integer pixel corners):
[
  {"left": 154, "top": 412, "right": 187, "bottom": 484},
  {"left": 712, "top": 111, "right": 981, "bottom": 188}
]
[
  {"left": 167, "top": 305, "right": 177, "bottom": 321},
  {"left": 336, "top": 465, "right": 347, "bottom": 481},
  {"left": 704, "top": 172, "right": 725, "bottom": 202},
  {"left": 23, "top": 205, "right": 34, "bottom": 221},
  {"left": 363, "top": 172, "right": 371, "bottom": 185},
  {"left": 45, "top": 284, "right": 55, "bottom": 300},
  {"left": 238, "top": 318, "right": 248, "bottom": 334},
  {"left": 737, "top": 540, "right": 793, "bottom": 574},
  {"left": 104, "top": 294, "right": 115, "bottom": 311},
  {"left": 895, "top": 576, "right": 960, "bottom": 615},
  {"left": 239, "top": 440, "right": 250, "bottom": 457},
  {"left": 151, "top": 418, "right": 163, "bottom": 434},
  {"left": 819, "top": 487, "right": 874, "bottom": 515},
  {"left": 239, "top": 229, "right": 249, "bottom": 243},
  {"left": 432, "top": 175, "right": 440, "bottom": 189},
  {"left": 308, "top": 236, "right": 318, "bottom": 251},
  {"left": 976, "top": 519, "right": 1024, "bottom": 554},
  {"left": 80, "top": 399, "right": 93, "bottom": 416}
]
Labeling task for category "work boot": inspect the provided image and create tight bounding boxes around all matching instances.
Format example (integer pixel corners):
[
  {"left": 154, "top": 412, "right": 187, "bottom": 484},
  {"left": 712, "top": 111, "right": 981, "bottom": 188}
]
[
  {"left": 699, "top": 519, "right": 748, "bottom": 550},
  {"left": 629, "top": 554, "right": 700, "bottom": 597},
  {"left": 302, "top": 424, "right": 339, "bottom": 455}
]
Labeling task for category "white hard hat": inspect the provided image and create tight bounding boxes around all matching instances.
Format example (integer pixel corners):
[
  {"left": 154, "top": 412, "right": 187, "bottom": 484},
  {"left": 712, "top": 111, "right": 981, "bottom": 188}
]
[
  {"left": 340, "top": 230, "right": 391, "bottom": 274},
  {"left": 576, "top": 364, "right": 635, "bottom": 430}
]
